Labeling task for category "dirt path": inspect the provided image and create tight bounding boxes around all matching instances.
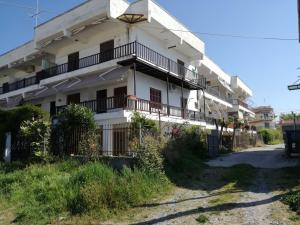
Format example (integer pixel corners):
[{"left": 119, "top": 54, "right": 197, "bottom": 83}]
[
  {"left": 109, "top": 146, "right": 299, "bottom": 225},
  {"left": 207, "top": 145, "right": 299, "bottom": 169}
]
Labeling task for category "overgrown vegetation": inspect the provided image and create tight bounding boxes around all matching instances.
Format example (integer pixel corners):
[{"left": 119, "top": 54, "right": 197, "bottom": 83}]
[
  {"left": 20, "top": 117, "right": 51, "bottom": 162},
  {"left": 0, "top": 110, "right": 213, "bottom": 224},
  {"left": 0, "top": 160, "right": 170, "bottom": 225},
  {"left": 258, "top": 128, "right": 283, "bottom": 145},
  {"left": 0, "top": 104, "right": 49, "bottom": 161},
  {"left": 54, "top": 104, "right": 97, "bottom": 157},
  {"left": 163, "top": 124, "right": 208, "bottom": 183}
]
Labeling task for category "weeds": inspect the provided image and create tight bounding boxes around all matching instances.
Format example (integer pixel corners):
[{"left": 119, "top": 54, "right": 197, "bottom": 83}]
[{"left": 0, "top": 160, "right": 170, "bottom": 225}]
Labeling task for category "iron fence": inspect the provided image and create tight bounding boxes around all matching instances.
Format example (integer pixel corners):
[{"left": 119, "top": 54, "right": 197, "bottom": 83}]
[{"left": 51, "top": 123, "right": 141, "bottom": 157}]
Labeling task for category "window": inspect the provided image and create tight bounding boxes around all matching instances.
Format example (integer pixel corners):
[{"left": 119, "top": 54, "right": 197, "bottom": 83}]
[
  {"left": 67, "top": 93, "right": 80, "bottom": 105},
  {"left": 150, "top": 88, "right": 162, "bottom": 109}
]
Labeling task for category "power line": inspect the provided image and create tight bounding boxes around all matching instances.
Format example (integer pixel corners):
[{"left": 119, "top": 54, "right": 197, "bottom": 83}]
[
  {"left": 142, "top": 24, "right": 298, "bottom": 41},
  {"left": 1, "top": 1, "right": 297, "bottom": 41}
]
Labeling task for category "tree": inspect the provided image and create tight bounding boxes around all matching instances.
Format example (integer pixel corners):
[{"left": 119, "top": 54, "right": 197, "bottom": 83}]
[
  {"left": 228, "top": 116, "right": 243, "bottom": 150},
  {"left": 280, "top": 113, "right": 300, "bottom": 121}
]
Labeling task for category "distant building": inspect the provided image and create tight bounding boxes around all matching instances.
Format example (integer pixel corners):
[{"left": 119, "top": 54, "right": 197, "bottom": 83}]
[{"left": 250, "top": 106, "right": 276, "bottom": 129}]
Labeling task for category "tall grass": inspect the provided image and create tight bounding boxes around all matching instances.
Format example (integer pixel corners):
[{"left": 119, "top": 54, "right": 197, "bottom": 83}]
[{"left": 0, "top": 160, "right": 170, "bottom": 225}]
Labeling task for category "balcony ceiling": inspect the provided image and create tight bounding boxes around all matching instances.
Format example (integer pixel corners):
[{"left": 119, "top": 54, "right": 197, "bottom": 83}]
[{"left": 138, "top": 20, "right": 203, "bottom": 60}]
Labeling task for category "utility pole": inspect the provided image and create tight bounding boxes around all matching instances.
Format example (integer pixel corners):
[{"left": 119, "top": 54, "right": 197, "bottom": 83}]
[{"left": 292, "top": 111, "right": 296, "bottom": 132}]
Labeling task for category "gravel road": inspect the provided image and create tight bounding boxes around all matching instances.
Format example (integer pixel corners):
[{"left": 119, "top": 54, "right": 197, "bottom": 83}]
[
  {"left": 108, "top": 145, "right": 299, "bottom": 225},
  {"left": 206, "top": 144, "right": 299, "bottom": 169}
]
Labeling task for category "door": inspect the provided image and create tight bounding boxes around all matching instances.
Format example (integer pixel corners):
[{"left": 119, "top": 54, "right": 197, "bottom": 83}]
[
  {"left": 96, "top": 89, "right": 107, "bottom": 113},
  {"left": 100, "top": 40, "right": 114, "bottom": 62},
  {"left": 114, "top": 86, "right": 127, "bottom": 108},
  {"left": 150, "top": 88, "right": 162, "bottom": 109},
  {"left": 68, "top": 52, "right": 79, "bottom": 72},
  {"left": 67, "top": 93, "right": 80, "bottom": 105},
  {"left": 50, "top": 101, "right": 56, "bottom": 117},
  {"left": 181, "top": 97, "right": 188, "bottom": 118},
  {"left": 177, "top": 59, "right": 185, "bottom": 76}
]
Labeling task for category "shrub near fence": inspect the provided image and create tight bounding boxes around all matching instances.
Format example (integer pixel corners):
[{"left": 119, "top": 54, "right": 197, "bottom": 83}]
[
  {"left": 258, "top": 128, "right": 283, "bottom": 145},
  {"left": 222, "top": 131, "right": 260, "bottom": 150},
  {"left": 0, "top": 104, "right": 49, "bottom": 161}
]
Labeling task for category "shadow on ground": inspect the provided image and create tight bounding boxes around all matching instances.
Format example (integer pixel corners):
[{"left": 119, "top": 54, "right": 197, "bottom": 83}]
[{"left": 131, "top": 147, "right": 300, "bottom": 225}]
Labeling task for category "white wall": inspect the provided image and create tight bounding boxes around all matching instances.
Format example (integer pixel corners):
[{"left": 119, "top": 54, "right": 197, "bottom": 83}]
[{"left": 133, "top": 71, "right": 199, "bottom": 111}]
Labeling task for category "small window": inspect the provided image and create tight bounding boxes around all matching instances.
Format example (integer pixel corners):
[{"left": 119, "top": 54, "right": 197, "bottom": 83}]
[{"left": 67, "top": 93, "right": 80, "bottom": 105}]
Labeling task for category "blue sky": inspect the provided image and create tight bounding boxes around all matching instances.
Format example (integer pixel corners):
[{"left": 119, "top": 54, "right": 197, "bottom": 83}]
[{"left": 0, "top": 0, "right": 300, "bottom": 115}]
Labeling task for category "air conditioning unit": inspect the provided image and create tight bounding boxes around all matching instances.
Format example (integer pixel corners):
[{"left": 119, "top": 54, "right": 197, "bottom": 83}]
[{"left": 169, "top": 83, "right": 176, "bottom": 91}]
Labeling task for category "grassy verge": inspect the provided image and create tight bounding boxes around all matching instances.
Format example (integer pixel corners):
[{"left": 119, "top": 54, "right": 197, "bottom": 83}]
[{"left": 0, "top": 160, "right": 171, "bottom": 225}]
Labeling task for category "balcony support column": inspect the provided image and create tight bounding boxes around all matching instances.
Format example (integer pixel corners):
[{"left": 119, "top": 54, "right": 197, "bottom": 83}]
[
  {"left": 133, "top": 62, "right": 137, "bottom": 111},
  {"left": 166, "top": 60, "right": 170, "bottom": 116},
  {"left": 166, "top": 75, "right": 170, "bottom": 116},
  {"left": 181, "top": 78, "right": 184, "bottom": 119},
  {"left": 202, "top": 88, "right": 206, "bottom": 121}
]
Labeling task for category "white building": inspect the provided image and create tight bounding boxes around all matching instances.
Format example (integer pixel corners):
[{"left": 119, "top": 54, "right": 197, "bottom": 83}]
[
  {"left": 250, "top": 106, "right": 276, "bottom": 129},
  {"left": 0, "top": 0, "right": 254, "bottom": 155}
]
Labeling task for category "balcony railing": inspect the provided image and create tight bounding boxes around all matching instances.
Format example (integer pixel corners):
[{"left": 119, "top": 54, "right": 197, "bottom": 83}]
[
  {"left": 232, "top": 99, "right": 250, "bottom": 110},
  {"left": 1, "top": 42, "right": 206, "bottom": 96},
  {"left": 1, "top": 76, "right": 37, "bottom": 94},
  {"left": 57, "top": 96, "right": 205, "bottom": 122},
  {"left": 205, "top": 87, "right": 232, "bottom": 104},
  {"left": 37, "top": 42, "right": 205, "bottom": 88}
]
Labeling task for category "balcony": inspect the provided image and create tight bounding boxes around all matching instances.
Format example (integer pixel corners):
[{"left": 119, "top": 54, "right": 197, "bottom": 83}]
[
  {"left": 232, "top": 99, "right": 249, "bottom": 109},
  {"left": 0, "top": 42, "right": 206, "bottom": 97},
  {"left": 205, "top": 87, "right": 232, "bottom": 104},
  {"left": 56, "top": 96, "right": 205, "bottom": 122},
  {"left": 1, "top": 76, "right": 37, "bottom": 94}
]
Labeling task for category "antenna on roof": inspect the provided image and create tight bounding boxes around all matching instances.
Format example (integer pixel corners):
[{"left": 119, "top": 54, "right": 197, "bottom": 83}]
[{"left": 29, "top": 0, "right": 41, "bottom": 27}]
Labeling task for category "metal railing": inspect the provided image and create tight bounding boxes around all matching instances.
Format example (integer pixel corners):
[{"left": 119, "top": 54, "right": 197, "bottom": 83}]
[
  {"left": 36, "top": 42, "right": 206, "bottom": 88},
  {"left": 37, "top": 42, "right": 137, "bottom": 80},
  {"left": 8, "top": 76, "right": 37, "bottom": 92},
  {"left": 56, "top": 96, "right": 205, "bottom": 122},
  {"left": 1, "top": 41, "right": 206, "bottom": 95},
  {"left": 232, "top": 99, "right": 250, "bottom": 109},
  {"left": 205, "top": 87, "right": 232, "bottom": 103}
]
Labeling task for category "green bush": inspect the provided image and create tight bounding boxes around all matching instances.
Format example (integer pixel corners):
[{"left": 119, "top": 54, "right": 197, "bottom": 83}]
[
  {"left": 282, "top": 190, "right": 300, "bottom": 213},
  {"left": 136, "top": 135, "right": 165, "bottom": 174},
  {"left": 55, "top": 104, "right": 97, "bottom": 156},
  {"left": 0, "top": 104, "right": 49, "bottom": 161},
  {"left": 258, "top": 128, "right": 282, "bottom": 145},
  {"left": 164, "top": 125, "right": 208, "bottom": 164},
  {"left": 0, "top": 161, "right": 170, "bottom": 224},
  {"left": 163, "top": 125, "right": 208, "bottom": 178},
  {"left": 20, "top": 117, "right": 51, "bottom": 162},
  {"left": 131, "top": 112, "right": 158, "bottom": 133}
]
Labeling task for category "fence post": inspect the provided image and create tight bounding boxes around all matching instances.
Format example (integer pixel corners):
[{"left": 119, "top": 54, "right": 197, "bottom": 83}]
[
  {"left": 139, "top": 123, "right": 142, "bottom": 146},
  {"left": 4, "top": 132, "right": 11, "bottom": 162}
]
